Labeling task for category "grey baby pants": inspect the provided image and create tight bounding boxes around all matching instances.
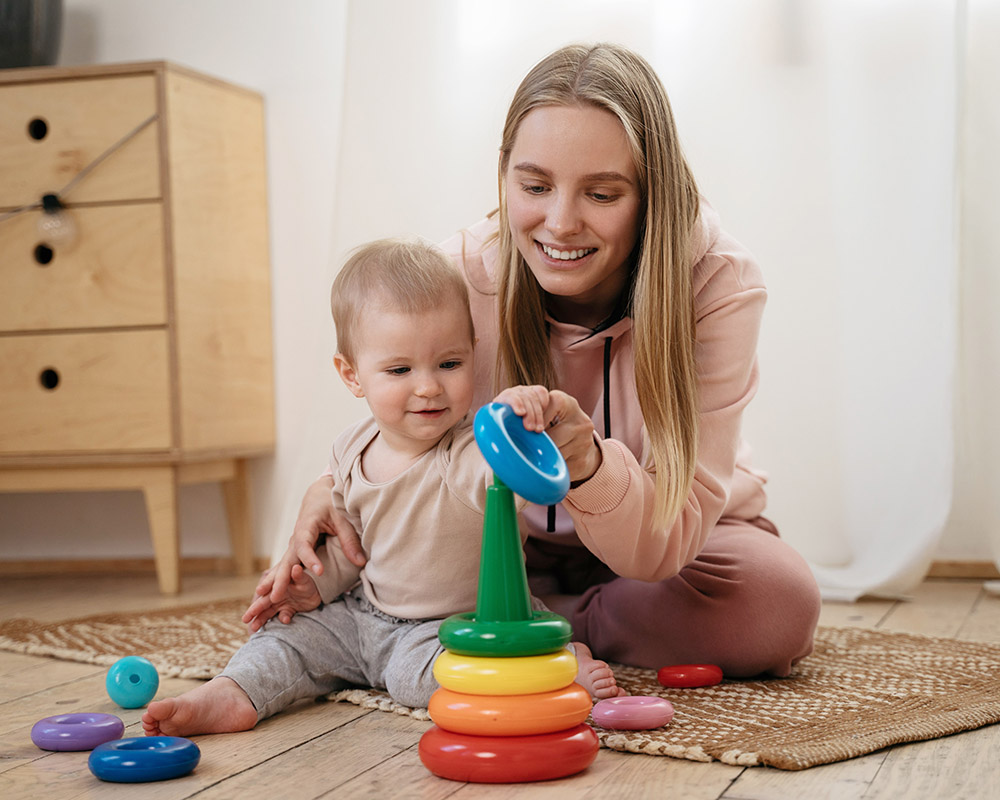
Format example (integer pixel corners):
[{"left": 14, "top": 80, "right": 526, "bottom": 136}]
[{"left": 221, "top": 587, "right": 445, "bottom": 719}]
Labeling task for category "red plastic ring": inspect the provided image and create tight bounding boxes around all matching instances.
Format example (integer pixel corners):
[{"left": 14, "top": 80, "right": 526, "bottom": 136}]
[{"left": 419, "top": 723, "right": 599, "bottom": 783}]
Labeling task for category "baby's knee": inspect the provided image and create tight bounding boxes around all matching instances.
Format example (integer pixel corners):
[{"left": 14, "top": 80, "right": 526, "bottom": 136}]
[{"left": 383, "top": 665, "right": 438, "bottom": 709}]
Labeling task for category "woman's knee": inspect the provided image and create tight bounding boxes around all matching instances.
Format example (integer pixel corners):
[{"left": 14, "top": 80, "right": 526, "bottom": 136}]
[{"left": 720, "top": 537, "right": 822, "bottom": 676}]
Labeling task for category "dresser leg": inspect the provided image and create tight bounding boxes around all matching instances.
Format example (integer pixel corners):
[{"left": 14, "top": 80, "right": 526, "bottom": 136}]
[
  {"left": 222, "top": 459, "right": 255, "bottom": 576},
  {"left": 142, "top": 467, "right": 181, "bottom": 595}
]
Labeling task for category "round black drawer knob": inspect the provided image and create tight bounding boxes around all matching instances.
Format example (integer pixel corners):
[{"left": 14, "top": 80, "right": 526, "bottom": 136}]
[
  {"left": 28, "top": 117, "right": 49, "bottom": 140},
  {"left": 34, "top": 244, "right": 54, "bottom": 265},
  {"left": 39, "top": 368, "right": 60, "bottom": 390}
]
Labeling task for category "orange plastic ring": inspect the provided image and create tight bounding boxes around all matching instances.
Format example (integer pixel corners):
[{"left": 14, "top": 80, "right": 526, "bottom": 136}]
[
  {"left": 428, "top": 683, "right": 592, "bottom": 736},
  {"left": 419, "top": 723, "right": 599, "bottom": 783}
]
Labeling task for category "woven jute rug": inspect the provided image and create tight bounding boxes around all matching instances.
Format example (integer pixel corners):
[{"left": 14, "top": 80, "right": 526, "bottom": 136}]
[{"left": 3, "top": 599, "right": 1000, "bottom": 770}]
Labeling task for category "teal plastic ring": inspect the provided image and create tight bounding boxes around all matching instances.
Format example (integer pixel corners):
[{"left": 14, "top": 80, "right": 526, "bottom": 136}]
[
  {"left": 473, "top": 403, "right": 569, "bottom": 505},
  {"left": 438, "top": 610, "right": 572, "bottom": 657}
]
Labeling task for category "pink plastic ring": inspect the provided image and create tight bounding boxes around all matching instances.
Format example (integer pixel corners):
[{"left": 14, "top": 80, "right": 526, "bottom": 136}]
[
  {"left": 592, "top": 696, "right": 675, "bottom": 730},
  {"left": 31, "top": 713, "right": 125, "bottom": 751}
]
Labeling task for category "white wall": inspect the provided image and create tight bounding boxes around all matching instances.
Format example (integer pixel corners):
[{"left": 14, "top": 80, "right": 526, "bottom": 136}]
[{"left": 2, "top": 0, "right": 996, "bottom": 579}]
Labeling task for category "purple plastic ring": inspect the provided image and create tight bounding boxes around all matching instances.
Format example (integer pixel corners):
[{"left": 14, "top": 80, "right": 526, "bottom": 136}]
[
  {"left": 31, "top": 713, "right": 125, "bottom": 751},
  {"left": 592, "top": 696, "right": 675, "bottom": 730}
]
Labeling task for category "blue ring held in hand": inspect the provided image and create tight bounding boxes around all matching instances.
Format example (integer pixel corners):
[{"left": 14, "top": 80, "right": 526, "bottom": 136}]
[
  {"left": 473, "top": 402, "right": 570, "bottom": 506},
  {"left": 89, "top": 736, "right": 201, "bottom": 783}
]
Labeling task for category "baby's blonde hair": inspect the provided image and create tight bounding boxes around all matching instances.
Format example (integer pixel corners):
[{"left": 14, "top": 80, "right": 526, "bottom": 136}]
[{"left": 331, "top": 238, "right": 474, "bottom": 363}]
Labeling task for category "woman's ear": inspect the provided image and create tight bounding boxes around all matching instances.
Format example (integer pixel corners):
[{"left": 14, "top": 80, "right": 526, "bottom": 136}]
[{"left": 334, "top": 353, "right": 365, "bottom": 397}]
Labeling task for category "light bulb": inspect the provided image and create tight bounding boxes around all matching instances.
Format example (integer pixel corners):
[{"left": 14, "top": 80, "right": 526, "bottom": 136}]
[{"left": 37, "top": 193, "right": 78, "bottom": 250}]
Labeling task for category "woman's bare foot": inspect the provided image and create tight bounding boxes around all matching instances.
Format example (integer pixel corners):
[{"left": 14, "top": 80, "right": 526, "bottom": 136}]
[
  {"left": 141, "top": 677, "right": 258, "bottom": 737},
  {"left": 572, "top": 642, "right": 627, "bottom": 699}
]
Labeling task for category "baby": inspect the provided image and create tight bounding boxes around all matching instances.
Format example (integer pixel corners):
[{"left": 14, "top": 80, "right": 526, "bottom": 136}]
[{"left": 143, "top": 238, "right": 622, "bottom": 737}]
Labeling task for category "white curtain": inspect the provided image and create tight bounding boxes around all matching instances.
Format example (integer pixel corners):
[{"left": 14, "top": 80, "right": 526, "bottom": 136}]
[
  {"left": 277, "top": 0, "right": 977, "bottom": 601},
  {"left": 950, "top": 1, "right": 1000, "bottom": 582}
]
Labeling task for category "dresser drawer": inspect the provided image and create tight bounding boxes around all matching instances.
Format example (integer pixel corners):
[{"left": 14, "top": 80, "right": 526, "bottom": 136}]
[
  {"left": 0, "top": 330, "right": 172, "bottom": 454},
  {"left": 0, "top": 74, "right": 160, "bottom": 209},
  {"left": 0, "top": 204, "right": 167, "bottom": 332}
]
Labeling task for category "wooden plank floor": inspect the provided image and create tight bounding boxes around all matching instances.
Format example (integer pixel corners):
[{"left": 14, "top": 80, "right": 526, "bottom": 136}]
[{"left": 2, "top": 574, "right": 999, "bottom": 799}]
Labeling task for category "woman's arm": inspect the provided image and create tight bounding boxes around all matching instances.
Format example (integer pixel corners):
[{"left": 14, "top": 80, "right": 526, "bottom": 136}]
[
  {"left": 562, "top": 273, "right": 767, "bottom": 582},
  {"left": 253, "top": 474, "right": 366, "bottom": 604}
]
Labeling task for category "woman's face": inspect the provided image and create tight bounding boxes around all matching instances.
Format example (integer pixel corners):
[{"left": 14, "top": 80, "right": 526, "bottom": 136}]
[{"left": 505, "top": 104, "right": 643, "bottom": 328}]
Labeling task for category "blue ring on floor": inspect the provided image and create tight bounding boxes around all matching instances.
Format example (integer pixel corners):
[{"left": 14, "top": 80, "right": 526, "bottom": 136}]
[{"left": 88, "top": 736, "right": 201, "bottom": 783}]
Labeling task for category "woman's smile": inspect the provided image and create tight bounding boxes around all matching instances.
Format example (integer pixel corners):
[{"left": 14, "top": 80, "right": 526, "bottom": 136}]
[{"left": 538, "top": 242, "right": 598, "bottom": 262}]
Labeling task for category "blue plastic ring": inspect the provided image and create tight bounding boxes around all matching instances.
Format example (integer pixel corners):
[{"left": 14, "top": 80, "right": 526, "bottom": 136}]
[
  {"left": 88, "top": 736, "right": 201, "bottom": 783},
  {"left": 473, "top": 402, "right": 569, "bottom": 505}
]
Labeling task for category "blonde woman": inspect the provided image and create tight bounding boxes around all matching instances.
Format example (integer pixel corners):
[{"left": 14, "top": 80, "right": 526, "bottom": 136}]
[{"left": 264, "top": 43, "right": 821, "bottom": 679}]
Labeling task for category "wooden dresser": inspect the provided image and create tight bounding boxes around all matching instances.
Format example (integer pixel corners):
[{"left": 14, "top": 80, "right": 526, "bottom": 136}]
[{"left": 0, "top": 62, "right": 275, "bottom": 593}]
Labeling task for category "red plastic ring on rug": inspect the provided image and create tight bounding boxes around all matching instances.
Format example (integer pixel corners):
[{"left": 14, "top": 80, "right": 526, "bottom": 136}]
[
  {"left": 657, "top": 664, "right": 723, "bottom": 688},
  {"left": 419, "top": 723, "right": 599, "bottom": 783},
  {"left": 428, "top": 683, "right": 592, "bottom": 736}
]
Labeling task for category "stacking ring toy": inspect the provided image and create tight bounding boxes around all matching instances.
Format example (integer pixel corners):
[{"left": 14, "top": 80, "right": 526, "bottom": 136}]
[
  {"left": 31, "top": 713, "right": 125, "bottom": 751},
  {"left": 592, "top": 696, "right": 675, "bottom": 730},
  {"left": 474, "top": 403, "right": 570, "bottom": 506},
  {"left": 88, "top": 736, "right": 201, "bottom": 783},
  {"left": 429, "top": 684, "right": 592, "bottom": 736},
  {"left": 420, "top": 723, "right": 598, "bottom": 783},
  {"left": 106, "top": 656, "right": 160, "bottom": 708},
  {"left": 657, "top": 663, "right": 724, "bottom": 689},
  {"left": 438, "top": 610, "right": 571, "bottom": 657},
  {"left": 433, "top": 649, "right": 578, "bottom": 695}
]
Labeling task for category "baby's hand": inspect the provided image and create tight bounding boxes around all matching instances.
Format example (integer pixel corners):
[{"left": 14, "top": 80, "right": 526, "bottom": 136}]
[{"left": 242, "top": 564, "right": 322, "bottom": 633}]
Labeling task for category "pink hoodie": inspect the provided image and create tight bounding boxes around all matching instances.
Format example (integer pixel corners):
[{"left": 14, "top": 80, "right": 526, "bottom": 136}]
[{"left": 439, "top": 201, "right": 770, "bottom": 582}]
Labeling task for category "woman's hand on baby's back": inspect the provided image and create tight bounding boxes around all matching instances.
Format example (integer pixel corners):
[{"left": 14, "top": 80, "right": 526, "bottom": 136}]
[{"left": 261, "top": 475, "right": 366, "bottom": 607}]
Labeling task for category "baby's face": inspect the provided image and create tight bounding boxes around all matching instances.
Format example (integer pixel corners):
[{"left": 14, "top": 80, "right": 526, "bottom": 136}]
[{"left": 347, "top": 302, "right": 475, "bottom": 454}]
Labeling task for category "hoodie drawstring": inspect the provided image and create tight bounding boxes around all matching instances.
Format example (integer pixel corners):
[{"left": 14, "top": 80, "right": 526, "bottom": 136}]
[
  {"left": 602, "top": 336, "right": 612, "bottom": 438},
  {"left": 546, "top": 335, "right": 614, "bottom": 533}
]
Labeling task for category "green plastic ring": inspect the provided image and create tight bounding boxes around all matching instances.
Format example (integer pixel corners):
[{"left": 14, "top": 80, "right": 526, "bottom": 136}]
[{"left": 438, "top": 611, "right": 572, "bottom": 658}]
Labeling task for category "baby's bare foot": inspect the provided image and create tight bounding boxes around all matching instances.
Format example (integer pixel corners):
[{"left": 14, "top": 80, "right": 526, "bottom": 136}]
[
  {"left": 141, "top": 677, "right": 257, "bottom": 737},
  {"left": 573, "top": 642, "right": 627, "bottom": 700}
]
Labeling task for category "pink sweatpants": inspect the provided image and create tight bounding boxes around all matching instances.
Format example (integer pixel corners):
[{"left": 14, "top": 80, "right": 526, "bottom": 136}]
[{"left": 525, "top": 518, "right": 821, "bottom": 678}]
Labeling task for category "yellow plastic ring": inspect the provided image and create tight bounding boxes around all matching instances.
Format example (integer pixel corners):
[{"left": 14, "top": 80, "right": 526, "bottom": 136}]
[
  {"left": 433, "top": 649, "right": 578, "bottom": 695},
  {"left": 428, "top": 683, "right": 592, "bottom": 736}
]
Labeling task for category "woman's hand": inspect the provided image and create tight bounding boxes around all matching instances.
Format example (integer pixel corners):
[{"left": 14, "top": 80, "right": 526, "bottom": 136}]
[
  {"left": 494, "top": 385, "right": 603, "bottom": 485},
  {"left": 243, "top": 564, "right": 322, "bottom": 633},
  {"left": 253, "top": 475, "right": 365, "bottom": 605}
]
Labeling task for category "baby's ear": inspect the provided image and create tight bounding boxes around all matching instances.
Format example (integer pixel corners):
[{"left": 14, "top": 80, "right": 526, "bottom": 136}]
[{"left": 334, "top": 353, "right": 364, "bottom": 397}]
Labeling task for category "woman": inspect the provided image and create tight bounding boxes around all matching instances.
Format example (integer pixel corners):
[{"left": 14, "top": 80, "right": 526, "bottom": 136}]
[{"left": 264, "top": 42, "right": 821, "bottom": 678}]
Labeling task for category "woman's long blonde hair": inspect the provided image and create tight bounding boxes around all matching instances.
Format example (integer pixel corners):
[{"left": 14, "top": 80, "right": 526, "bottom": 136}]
[{"left": 495, "top": 43, "right": 701, "bottom": 529}]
